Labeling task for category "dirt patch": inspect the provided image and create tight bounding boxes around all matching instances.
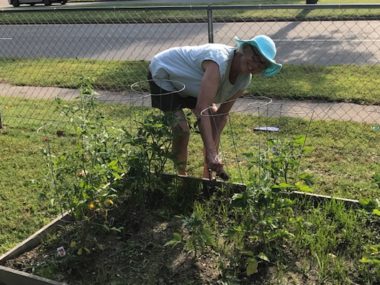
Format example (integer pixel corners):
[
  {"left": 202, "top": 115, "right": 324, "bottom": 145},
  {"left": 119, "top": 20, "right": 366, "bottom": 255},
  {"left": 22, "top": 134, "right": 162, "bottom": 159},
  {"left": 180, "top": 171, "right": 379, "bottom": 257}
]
[{"left": 5, "top": 208, "right": 222, "bottom": 285}]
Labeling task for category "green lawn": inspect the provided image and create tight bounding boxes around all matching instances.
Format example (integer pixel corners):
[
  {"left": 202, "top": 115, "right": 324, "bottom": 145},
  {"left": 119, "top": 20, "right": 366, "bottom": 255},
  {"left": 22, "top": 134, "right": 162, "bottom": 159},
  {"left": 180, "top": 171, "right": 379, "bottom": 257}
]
[{"left": 0, "top": 127, "right": 61, "bottom": 254}]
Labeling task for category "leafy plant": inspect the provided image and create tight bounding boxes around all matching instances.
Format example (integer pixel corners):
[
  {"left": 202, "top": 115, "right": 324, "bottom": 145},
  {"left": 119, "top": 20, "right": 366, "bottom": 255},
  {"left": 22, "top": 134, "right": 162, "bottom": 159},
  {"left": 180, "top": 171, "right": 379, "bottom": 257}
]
[
  {"left": 42, "top": 78, "right": 128, "bottom": 248},
  {"left": 229, "top": 178, "right": 295, "bottom": 275},
  {"left": 246, "top": 135, "right": 314, "bottom": 192},
  {"left": 359, "top": 198, "right": 380, "bottom": 217},
  {"left": 123, "top": 112, "right": 175, "bottom": 206},
  {"left": 180, "top": 136, "right": 313, "bottom": 279},
  {"left": 361, "top": 244, "right": 380, "bottom": 265},
  {"left": 182, "top": 202, "right": 216, "bottom": 257},
  {"left": 360, "top": 243, "right": 380, "bottom": 282},
  {"left": 373, "top": 172, "right": 380, "bottom": 188}
]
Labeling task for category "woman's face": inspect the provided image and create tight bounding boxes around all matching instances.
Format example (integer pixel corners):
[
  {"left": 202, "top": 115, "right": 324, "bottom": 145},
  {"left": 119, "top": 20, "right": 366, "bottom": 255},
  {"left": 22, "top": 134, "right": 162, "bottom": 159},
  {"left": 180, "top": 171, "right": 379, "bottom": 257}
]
[{"left": 240, "top": 45, "right": 269, "bottom": 75}]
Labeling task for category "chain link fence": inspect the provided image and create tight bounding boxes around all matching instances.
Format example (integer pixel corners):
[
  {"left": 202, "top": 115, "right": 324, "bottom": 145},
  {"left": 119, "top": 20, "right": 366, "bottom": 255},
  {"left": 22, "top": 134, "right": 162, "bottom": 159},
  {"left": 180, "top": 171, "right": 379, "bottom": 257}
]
[
  {"left": 0, "top": 4, "right": 379, "bottom": 186},
  {"left": 0, "top": 4, "right": 379, "bottom": 128}
]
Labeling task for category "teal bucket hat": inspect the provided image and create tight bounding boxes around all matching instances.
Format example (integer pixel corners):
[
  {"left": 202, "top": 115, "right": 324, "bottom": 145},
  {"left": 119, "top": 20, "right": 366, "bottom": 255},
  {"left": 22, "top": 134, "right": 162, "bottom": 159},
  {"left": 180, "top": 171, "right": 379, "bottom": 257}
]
[{"left": 235, "top": 35, "right": 282, "bottom": 77}]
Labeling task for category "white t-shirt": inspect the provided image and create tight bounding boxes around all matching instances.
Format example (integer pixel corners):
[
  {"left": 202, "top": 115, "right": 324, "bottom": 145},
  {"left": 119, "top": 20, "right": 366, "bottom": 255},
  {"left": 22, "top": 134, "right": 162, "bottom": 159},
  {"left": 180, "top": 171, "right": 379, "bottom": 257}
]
[{"left": 149, "top": 44, "right": 251, "bottom": 104}]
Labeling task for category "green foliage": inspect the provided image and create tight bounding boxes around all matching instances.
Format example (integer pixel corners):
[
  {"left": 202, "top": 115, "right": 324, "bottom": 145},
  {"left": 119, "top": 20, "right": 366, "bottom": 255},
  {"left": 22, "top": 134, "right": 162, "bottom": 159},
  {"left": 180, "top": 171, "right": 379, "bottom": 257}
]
[
  {"left": 249, "top": 64, "right": 380, "bottom": 104},
  {"left": 124, "top": 113, "right": 174, "bottom": 177},
  {"left": 123, "top": 112, "right": 175, "bottom": 205},
  {"left": 164, "top": 232, "right": 183, "bottom": 248},
  {"left": 0, "top": 128, "right": 60, "bottom": 254},
  {"left": 0, "top": 58, "right": 148, "bottom": 91},
  {"left": 179, "top": 179, "right": 297, "bottom": 279},
  {"left": 359, "top": 198, "right": 380, "bottom": 217},
  {"left": 42, "top": 78, "right": 129, "bottom": 247},
  {"left": 181, "top": 137, "right": 309, "bottom": 279},
  {"left": 183, "top": 202, "right": 216, "bottom": 257},
  {"left": 361, "top": 244, "right": 380, "bottom": 265},
  {"left": 360, "top": 243, "right": 380, "bottom": 281},
  {"left": 246, "top": 135, "right": 314, "bottom": 192},
  {"left": 291, "top": 200, "right": 376, "bottom": 283},
  {"left": 373, "top": 172, "right": 380, "bottom": 188}
]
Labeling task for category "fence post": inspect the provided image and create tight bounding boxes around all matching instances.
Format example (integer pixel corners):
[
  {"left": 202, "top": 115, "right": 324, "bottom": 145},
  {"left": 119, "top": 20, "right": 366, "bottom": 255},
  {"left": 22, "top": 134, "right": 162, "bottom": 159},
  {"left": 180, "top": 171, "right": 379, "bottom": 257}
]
[
  {"left": 207, "top": 6, "right": 214, "bottom": 43},
  {"left": 0, "top": 112, "right": 2, "bottom": 129}
]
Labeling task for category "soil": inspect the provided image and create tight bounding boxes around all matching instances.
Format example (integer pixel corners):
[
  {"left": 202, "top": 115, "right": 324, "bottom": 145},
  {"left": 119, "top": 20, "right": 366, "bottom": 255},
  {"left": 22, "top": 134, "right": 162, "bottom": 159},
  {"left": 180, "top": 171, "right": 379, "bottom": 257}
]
[
  {"left": 5, "top": 209, "right": 223, "bottom": 285},
  {"left": 4, "top": 173, "right": 230, "bottom": 285},
  {"left": 2, "top": 204, "right": 317, "bottom": 284}
]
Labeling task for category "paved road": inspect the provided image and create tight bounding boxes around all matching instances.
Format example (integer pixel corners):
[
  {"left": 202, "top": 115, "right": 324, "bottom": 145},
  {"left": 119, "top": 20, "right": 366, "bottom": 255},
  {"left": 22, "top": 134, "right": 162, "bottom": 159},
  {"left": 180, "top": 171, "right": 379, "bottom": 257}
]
[
  {"left": 0, "top": 0, "right": 379, "bottom": 64},
  {"left": 0, "top": 20, "right": 379, "bottom": 64}
]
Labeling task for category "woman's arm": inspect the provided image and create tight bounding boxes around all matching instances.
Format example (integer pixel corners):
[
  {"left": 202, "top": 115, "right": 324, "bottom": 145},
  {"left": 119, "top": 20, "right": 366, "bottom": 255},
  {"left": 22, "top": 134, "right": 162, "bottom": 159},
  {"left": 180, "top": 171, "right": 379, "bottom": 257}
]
[{"left": 193, "top": 60, "right": 223, "bottom": 173}]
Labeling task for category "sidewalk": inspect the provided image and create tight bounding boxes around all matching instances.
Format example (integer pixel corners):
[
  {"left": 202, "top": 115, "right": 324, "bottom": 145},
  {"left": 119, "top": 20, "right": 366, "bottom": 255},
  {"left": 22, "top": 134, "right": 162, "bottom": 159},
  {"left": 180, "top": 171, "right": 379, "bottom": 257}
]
[{"left": 1, "top": 83, "right": 379, "bottom": 124}]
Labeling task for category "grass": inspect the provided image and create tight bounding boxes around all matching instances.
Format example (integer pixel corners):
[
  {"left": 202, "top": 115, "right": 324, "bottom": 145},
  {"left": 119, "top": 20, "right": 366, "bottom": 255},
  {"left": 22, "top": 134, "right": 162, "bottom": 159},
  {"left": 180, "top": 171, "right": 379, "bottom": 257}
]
[
  {"left": 289, "top": 201, "right": 380, "bottom": 284},
  {"left": 0, "top": 58, "right": 380, "bottom": 104},
  {"left": 0, "top": 58, "right": 147, "bottom": 91},
  {"left": 188, "top": 191, "right": 380, "bottom": 283},
  {"left": 251, "top": 65, "right": 380, "bottom": 104},
  {"left": 189, "top": 112, "right": 380, "bottom": 199},
  {"left": 0, "top": 126, "right": 60, "bottom": 254}
]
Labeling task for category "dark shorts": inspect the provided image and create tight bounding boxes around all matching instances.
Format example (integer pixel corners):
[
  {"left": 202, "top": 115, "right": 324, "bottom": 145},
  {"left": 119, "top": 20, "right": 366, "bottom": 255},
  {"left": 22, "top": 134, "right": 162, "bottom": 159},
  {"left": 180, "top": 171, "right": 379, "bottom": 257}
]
[{"left": 148, "top": 72, "right": 197, "bottom": 112}]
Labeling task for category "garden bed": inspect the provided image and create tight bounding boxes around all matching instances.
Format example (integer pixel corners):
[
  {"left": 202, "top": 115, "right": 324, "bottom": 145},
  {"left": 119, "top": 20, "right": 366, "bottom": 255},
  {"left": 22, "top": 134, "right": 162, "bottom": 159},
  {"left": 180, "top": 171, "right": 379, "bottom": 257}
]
[
  {"left": 1, "top": 174, "right": 379, "bottom": 285},
  {"left": 0, "top": 213, "right": 70, "bottom": 285},
  {"left": 0, "top": 176, "right": 243, "bottom": 284},
  {"left": 0, "top": 265, "right": 62, "bottom": 285}
]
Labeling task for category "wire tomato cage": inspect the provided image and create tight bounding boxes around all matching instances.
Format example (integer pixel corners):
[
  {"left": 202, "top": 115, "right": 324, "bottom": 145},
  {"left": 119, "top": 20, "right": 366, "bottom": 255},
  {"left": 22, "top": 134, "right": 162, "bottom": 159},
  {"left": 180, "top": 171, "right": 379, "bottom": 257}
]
[
  {"left": 127, "top": 78, "right": 186, "bottom": 126},
  {"left": 127, "top": 79, "right": 188, "bottom": 175},
  {"left": 130, "top": 79, "right": 186, "bottom": 107},
  {"left": 200, "top": 96, "right": 315, "bottom": 185}
]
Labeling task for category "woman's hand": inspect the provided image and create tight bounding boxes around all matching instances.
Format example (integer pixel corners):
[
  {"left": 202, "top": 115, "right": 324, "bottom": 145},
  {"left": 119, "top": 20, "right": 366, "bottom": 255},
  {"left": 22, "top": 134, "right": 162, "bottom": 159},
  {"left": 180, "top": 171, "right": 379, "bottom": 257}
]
[
  {"left": 207, "top": 153, "right": 223, "bottom": 172},
  {"left": 206, "top": 153, "right": 229, "bottom": 181}
]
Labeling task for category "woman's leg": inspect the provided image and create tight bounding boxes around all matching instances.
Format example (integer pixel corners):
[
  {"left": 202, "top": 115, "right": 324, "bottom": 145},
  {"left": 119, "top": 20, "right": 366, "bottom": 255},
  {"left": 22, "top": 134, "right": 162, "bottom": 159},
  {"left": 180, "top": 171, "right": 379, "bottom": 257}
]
[{"left": 170, "top": 110, "right": 190, "bottom": 176}]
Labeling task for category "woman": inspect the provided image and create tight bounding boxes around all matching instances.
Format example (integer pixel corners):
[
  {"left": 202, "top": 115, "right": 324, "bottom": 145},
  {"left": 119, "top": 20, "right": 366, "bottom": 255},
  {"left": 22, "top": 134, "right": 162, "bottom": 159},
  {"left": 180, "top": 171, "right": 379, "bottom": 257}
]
[{"left": 148, "top": 35, "right": 282, "bottom": 180}]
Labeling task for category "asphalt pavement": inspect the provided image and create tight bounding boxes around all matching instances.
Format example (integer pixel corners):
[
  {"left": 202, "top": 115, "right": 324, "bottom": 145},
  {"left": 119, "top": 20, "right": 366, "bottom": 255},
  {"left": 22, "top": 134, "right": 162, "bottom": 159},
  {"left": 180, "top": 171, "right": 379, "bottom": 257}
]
[
  {"left": 1, "top": 0, "right": 379, "bottom": 65},
  {"left": 1, "top": 21, "right": 379, "bottom": 65}
]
